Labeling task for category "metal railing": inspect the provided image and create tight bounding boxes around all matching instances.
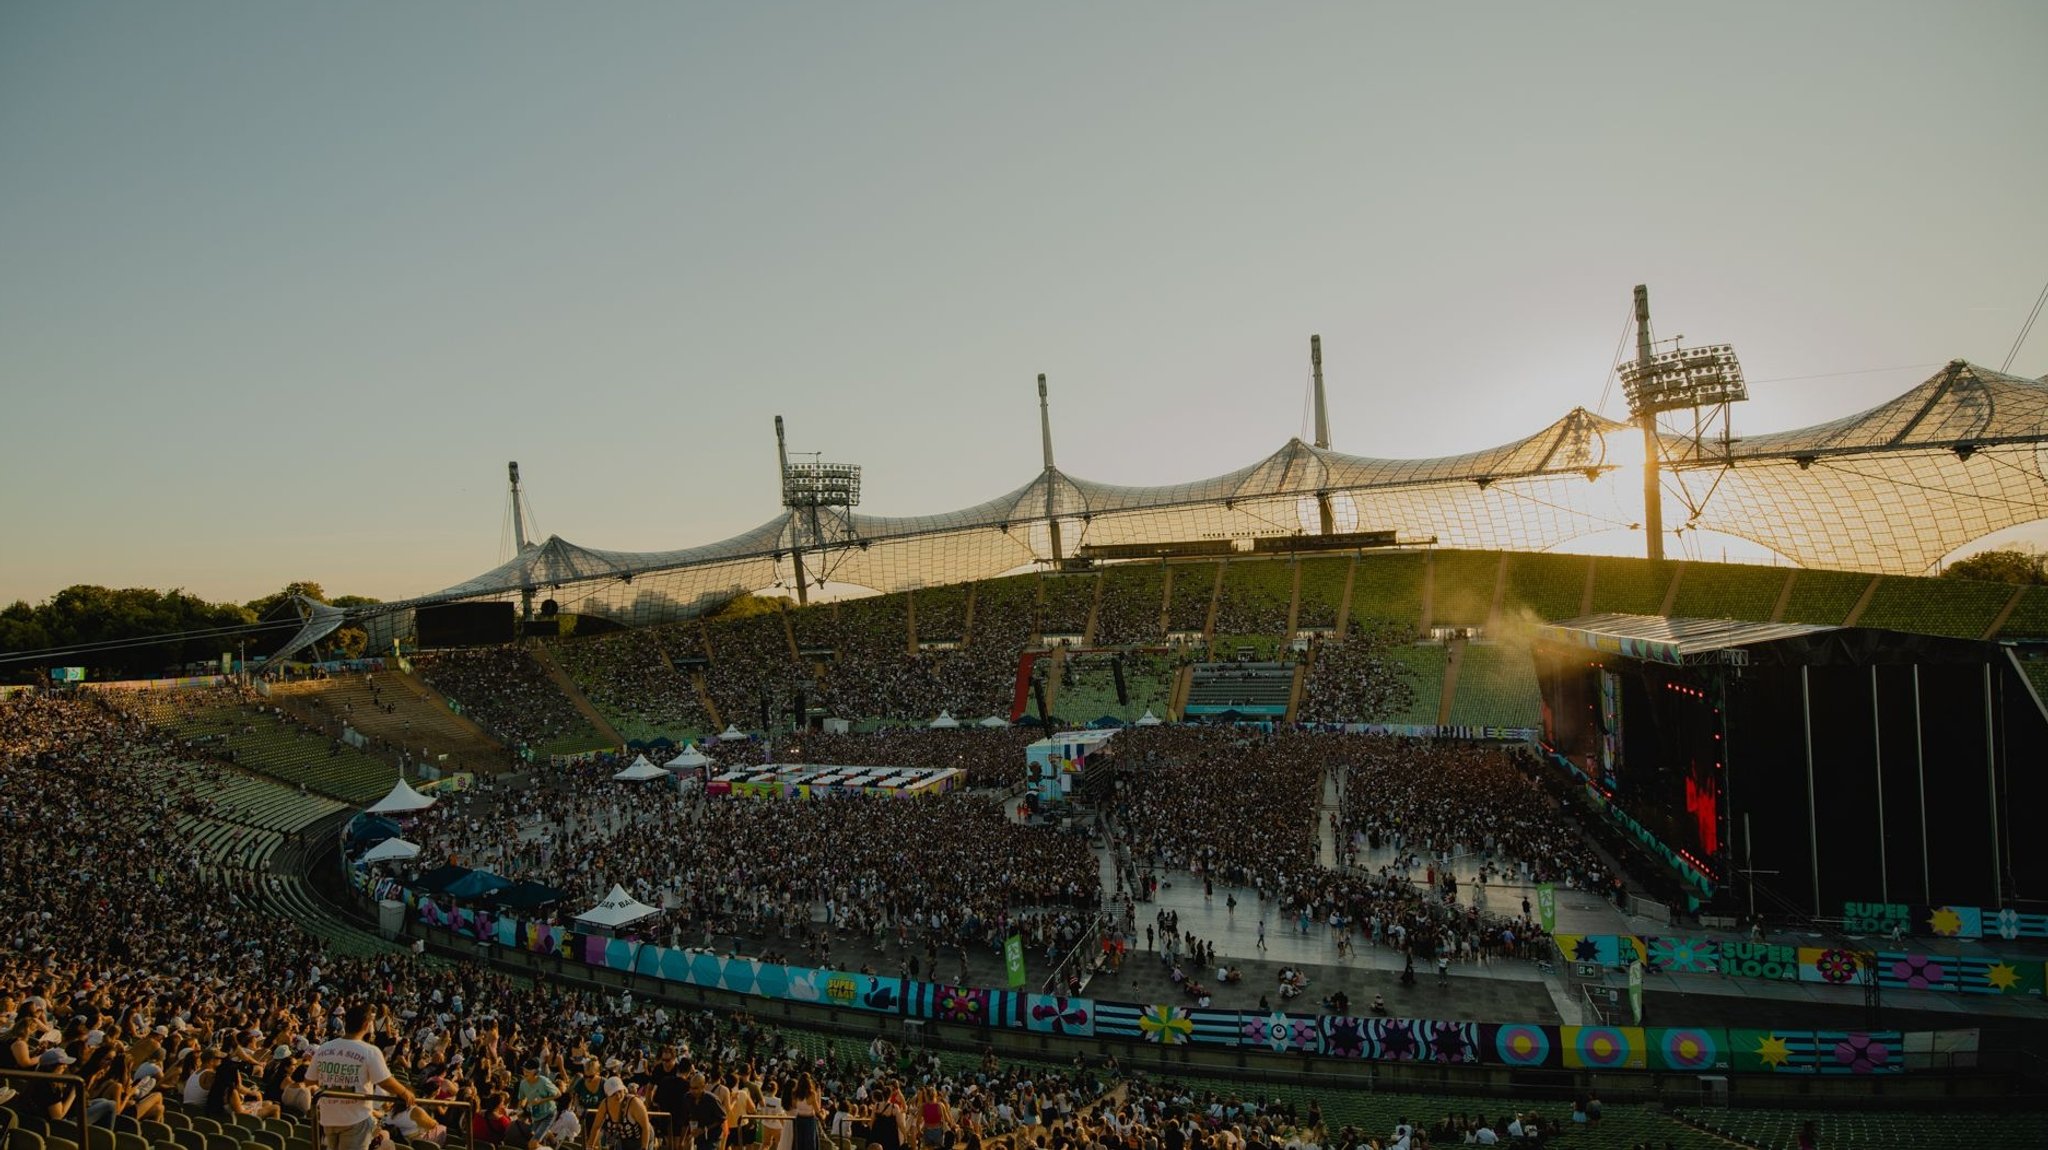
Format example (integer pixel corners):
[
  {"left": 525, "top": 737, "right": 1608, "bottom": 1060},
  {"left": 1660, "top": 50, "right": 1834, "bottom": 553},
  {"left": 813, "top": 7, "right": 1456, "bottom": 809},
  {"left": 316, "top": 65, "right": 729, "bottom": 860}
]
[
  {"left": 0, "top": 1068, "right": 94, "bottom": 1150},
  {"left": 307, "top": 1090, "right": 474, "bottom": 1150}
]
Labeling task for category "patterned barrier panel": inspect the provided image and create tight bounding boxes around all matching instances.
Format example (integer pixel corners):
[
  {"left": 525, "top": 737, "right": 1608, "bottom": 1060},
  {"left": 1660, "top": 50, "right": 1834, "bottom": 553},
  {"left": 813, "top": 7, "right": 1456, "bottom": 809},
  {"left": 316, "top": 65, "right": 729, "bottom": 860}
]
[
  {"left": 1362, "top": 1018, "right": 1481, "bottom": 1063},
  {"left": 1647, "top": 1027, "right": 1729, "bottom": 1072},
  {"left": 1239, "top": 1011, "right": 1323, "bottom": 1055},
  {"left": 1875, "top": 952, "right": 1960, "bottom": 992},
  {"left": 1716, "top": 941, "right": 1798, "bottom": 980},
  {"left": 1562, "top": 1025, "right": 1646, "bottom": 1071},
  {"left": 1841, "top": 900, "right": 2048, "bottom": 940},
  {"left": 1796, "top": 947, "right": 1866, "bottom": 987},
  {"left": 1553, "top": 935, "right": 1646, "bottom": 966},
  {"left": 366, "top": 868, "right": 1966, "bottom": 1073},
  {"left": 1730, "top": 1029, "right": 1903, "bottom": 1075},
  {"left": 1644, "top": 936, "right": 1720, "bottom": 973},
  {"left": 1025, "top": 995, "right": 1095, "bottom": 1037},
  {"left": 1481, "top": 1023, "right": 1561, "bottom": 1069},
  {"left": 1954, "top": 955, "right": 2044, "bottom": 996}
]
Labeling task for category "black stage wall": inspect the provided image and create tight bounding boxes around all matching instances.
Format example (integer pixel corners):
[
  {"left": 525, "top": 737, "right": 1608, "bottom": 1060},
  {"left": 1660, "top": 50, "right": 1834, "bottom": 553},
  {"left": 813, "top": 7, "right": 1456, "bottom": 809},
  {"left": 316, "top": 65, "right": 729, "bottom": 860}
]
[{"left": 1537, "top": 627, "right": 2048, "bottom": 918}]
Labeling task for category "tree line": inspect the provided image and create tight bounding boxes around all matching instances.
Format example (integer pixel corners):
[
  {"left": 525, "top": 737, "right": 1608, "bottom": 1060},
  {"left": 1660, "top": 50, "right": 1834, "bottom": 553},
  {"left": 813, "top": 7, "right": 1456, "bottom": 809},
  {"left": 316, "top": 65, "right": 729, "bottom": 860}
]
[{"left": 0, "top": 580, "right": 378, "bottom": 682}]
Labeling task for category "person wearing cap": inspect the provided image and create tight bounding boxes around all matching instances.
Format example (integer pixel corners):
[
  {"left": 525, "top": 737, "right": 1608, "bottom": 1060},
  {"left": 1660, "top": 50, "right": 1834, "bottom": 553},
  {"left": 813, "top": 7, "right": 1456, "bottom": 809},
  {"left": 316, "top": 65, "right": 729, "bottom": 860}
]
[
  {"left": 262, "top": 1044, "right": 300, "bottom": 1106},
  {"left": 314, "top": 1004, "right": 416, "bottom": 1150},
  {"left": 586, "top": 1077, "right": 652, "bottom": 1150},
  {"left": 518, "top": 1058, "right": 562, "bottom": 1143},
  {"left": 31, "top": 1045, "right": 79, "bottom": 1116}
]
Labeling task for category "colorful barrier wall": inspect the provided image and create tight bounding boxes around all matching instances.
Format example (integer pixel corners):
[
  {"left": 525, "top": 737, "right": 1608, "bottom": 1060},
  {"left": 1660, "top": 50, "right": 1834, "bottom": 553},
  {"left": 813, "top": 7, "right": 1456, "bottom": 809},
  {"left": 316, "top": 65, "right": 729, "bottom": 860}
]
[
  {"left": 1554, "top": 933, "right": 2043, "bottom": 998},
  {"left": 359, "top": 869, "right": 1950, "bottom": 1074},
  {"left": 1838, "top": 901, "right": 2048, "bottom": 941}
]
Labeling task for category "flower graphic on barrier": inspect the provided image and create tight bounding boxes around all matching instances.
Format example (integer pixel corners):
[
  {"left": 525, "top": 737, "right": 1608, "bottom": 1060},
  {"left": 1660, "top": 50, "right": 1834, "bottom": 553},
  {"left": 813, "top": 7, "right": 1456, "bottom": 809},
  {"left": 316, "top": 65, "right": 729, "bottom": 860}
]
[
  {"left": 1137, "top": 1005, "right": 1193, "bottom": 1045},
  {"left": 1888, "top": 954, "right": 1946, "bottom": 989},
  {"left": 1832, "top": 1033, "right": 1890, "bottom": 1074},
  {"left": 1815, "top": 949, "right": 1860, "bottom": 985},
  {"left": 935, "top": 986, "right": 986, "bottom": 1024}
]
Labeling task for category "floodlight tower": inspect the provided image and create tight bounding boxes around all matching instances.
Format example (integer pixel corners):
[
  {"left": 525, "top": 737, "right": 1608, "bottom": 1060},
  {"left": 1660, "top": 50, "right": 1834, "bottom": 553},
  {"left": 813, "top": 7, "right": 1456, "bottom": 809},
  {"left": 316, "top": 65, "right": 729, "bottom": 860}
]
[
  {"left": 1039, "top": 374, "right": 1063, "bottom": 565},
  {"left": 1618, "top": 285, "right": 1747, "bottom": 562},
  {"left": 1310, "top": 334, "right": 1337, "bottom": 536},
  {"left": 775, "top": 416, "right": 862, "bottom": 608},
  {"left": 508, "top": 461, "right": 536, "bottom": 621}
]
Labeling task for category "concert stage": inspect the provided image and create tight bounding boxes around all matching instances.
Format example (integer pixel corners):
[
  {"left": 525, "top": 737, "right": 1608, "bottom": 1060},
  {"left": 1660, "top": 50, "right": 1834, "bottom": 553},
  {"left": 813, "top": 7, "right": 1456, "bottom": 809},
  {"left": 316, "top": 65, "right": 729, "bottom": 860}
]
[{"left": 1532, "top": 615, "right": 2048, "bottom": 918}]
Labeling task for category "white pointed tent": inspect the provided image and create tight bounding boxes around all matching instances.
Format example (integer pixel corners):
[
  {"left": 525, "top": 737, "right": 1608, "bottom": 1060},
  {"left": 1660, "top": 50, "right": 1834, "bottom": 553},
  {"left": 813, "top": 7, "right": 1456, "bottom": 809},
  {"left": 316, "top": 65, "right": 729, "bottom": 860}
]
[
  {"left": 977, "top": 715, "right": 1011, "bottom": 728},
  {"left": 929, "top": 711, "right": 960, "bottom": 729},
  {"left": 666, "top": 745, "right": 711, "bottom": 770},
  {"left": 359, "top": 837, "right": 422, "bottom": 864},
  {"left": 1134, "top": 709, "right": 1164, "bottom": 727},
  {"left": 612, "top": 755, "right": 669, "bottom": 781},
  {"left": 574, "top": 884, "right": 662, "bottom": 929},
  {"left": 366, "top": 779, "right": 436, "bottom": 815},
  {"left": 718, "top": 725, "right": 748, "bottom": 742}
]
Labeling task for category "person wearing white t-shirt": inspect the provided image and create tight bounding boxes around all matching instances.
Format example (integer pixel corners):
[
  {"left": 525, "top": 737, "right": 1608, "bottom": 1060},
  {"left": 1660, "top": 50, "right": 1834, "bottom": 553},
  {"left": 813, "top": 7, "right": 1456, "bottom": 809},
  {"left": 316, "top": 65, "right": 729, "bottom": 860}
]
[{"left": 314, "top": 1004, "right": 416, "bottom": 1150}]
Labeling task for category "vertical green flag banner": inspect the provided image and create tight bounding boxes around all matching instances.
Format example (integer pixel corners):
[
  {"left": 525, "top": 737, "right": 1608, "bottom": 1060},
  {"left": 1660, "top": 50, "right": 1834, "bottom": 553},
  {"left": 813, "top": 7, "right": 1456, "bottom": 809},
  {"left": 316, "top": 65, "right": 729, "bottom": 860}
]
[
  {"left": 1628, "top": 959, "right": 1644, "bottom": 1025},
  {"left": 1004, "top": 934, "right": 1027, "bottom": 988},
  {"left": 1536, "top": 883, "right": 1557, "bottom": 933}
]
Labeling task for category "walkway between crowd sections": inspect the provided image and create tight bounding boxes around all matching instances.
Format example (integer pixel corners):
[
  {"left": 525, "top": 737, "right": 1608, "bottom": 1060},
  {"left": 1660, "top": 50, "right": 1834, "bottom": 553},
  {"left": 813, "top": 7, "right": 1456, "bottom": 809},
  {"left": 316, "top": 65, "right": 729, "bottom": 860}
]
[{"left": 1316, "top": 767, "right": 1341, "bottom": 869}]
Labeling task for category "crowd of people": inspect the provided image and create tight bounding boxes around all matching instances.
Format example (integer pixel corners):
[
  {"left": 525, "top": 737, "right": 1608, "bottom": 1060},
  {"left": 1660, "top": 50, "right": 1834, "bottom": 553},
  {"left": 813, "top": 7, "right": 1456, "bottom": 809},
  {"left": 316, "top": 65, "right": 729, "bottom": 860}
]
[
  {"left": 0, "top": 690, "right": 1378, "bottom": 1150},
  {"left": 399, "top": 770, "right": 1103, "bottom": 979},
  {"left": 1336, "top": 742, "right": 1606, "bottom": 895},
  {"left": 414, "top": 649, "right": 595, "bottom": 752},
  {"left": 553, "top": 628, "right": 711, "bottom": 739},
  {"left": 0, "top": 661, "right": 1692, "bottom": 1150},
  {"left": 1295, "top": 627, "right": 1422, "bottom": 725}
]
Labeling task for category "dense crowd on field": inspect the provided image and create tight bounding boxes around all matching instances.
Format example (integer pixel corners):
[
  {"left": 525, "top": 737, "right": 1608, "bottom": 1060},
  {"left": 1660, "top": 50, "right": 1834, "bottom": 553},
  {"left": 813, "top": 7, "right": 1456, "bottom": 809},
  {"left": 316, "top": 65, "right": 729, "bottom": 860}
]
[
  {"left": 402, "top": 778, "right": 1104, "bottom": 981},
  {"left": 1337, "top": 743, "right": 1609, "bottom": 897}
]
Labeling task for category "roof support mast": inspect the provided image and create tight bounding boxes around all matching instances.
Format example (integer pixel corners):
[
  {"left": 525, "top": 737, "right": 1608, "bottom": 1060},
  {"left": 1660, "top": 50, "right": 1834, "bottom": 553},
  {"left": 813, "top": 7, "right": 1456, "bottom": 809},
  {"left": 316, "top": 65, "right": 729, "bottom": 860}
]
[
  {"left": 775, "top": 416, "right": 809, "bottom": 607},
  {"left": 1634, "top": 286, "right": 1664, "bottom": 562},
  {"left": 1619, "top": 284, "right": 1747, "bottom": 565},
  {"left": 508, "top": 462, "right": 536, "bottom": 623},
  {"left": 1039, "top": 374, "right": 1063, "bottom": 565},
  {"left": 1311, "top": 335, "right": 1337, "bottom": 536},
  {"left": 1311, "top": 334, "right": 1331, "bottom": 451}
]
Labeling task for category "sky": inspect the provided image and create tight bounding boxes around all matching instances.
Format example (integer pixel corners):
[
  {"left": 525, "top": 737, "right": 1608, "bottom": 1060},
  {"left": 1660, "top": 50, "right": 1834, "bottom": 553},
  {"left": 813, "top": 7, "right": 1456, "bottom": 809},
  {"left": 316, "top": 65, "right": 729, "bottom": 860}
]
[{"left": 3, "top": 2, "right": 2045, "bottom": 606}]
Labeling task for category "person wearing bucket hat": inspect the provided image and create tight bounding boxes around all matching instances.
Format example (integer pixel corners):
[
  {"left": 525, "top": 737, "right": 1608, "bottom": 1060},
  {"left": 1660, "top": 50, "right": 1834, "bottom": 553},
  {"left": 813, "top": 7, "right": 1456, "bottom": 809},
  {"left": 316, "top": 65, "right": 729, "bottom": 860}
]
[{"left": 588, "top": 1077, "right": 652, "bottom": 1150}]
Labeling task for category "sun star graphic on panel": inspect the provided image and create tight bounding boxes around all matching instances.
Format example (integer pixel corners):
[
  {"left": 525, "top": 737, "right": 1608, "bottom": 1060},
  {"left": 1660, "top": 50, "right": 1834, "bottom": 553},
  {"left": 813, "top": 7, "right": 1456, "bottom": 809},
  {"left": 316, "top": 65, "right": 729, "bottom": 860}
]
[
  {"left": 1754, "top": 1034, "right": 1793, "bottom": 1069},
  {"left": 1927, "top": 907, "right": 1964, "bottom": 937}
]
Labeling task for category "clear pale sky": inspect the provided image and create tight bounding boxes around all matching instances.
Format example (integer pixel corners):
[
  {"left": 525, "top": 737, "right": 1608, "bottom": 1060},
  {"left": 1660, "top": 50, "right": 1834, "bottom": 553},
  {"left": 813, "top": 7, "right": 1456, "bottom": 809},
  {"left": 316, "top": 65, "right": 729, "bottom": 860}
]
[{"left": 3, "top": 2, "right": 2045, "bottom": 605}]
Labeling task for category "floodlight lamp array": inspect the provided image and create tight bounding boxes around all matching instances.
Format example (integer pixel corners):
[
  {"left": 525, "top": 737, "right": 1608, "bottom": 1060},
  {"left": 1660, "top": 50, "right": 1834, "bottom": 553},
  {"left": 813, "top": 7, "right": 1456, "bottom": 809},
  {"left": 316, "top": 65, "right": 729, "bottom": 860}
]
[
  {"left": 1620, "top": 343, "right": 1747, "bottom": 416},
  {"left": 782, "top": 462, "right": 863, "bottom": 508}
]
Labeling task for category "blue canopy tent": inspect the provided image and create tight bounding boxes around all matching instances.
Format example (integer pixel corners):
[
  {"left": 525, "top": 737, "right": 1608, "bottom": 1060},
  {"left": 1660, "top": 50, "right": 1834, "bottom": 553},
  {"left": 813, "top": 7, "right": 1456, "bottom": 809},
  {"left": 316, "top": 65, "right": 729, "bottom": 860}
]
[
  {"left": 411, "top": 864, "right": 473, "bottom": 894},
  {"left": 347, "top": 814, "right": 403, "bottom": 847},
  {"left": 442, "top": 870, "right": 511, "bottom": 901}
]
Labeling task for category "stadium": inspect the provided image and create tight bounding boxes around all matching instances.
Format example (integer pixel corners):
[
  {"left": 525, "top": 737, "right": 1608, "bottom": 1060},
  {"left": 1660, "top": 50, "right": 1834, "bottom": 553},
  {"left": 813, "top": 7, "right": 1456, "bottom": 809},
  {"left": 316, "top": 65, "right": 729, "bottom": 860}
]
[{"left": 9, "top": 292, "right": 2048, "bottom": 1150}]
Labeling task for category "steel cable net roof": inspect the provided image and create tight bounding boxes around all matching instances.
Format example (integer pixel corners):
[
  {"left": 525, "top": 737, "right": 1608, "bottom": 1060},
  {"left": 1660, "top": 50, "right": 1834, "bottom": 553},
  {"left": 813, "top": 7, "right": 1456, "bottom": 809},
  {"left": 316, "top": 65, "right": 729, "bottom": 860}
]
[{"left": 397, "top": 361, "right": 2048, "bottom": 627}]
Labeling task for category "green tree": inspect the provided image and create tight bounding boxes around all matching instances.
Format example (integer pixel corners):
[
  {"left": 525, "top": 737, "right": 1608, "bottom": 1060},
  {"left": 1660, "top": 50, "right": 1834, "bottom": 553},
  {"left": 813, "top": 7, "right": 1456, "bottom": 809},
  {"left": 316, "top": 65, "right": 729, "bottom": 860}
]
[
  {"left": 1945, "top": 549, "right": 2045, "bottom": 585},
  {"left": 332, "top": 626, "right": 370, "bottom": 660},
  {"left": 245, "top": 581, "right": 331, "bottom": 618}
]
